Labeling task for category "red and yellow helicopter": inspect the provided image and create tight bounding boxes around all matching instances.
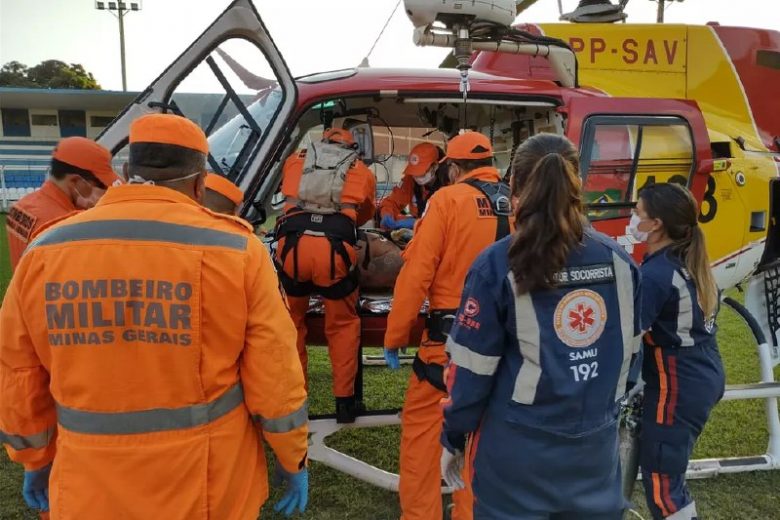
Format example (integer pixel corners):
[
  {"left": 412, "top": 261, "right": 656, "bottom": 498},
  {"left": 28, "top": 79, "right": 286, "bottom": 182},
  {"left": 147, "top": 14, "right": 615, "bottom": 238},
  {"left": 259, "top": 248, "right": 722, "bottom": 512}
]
[{"left": 97, "top": 0, "right": 780, "bottom": 489}]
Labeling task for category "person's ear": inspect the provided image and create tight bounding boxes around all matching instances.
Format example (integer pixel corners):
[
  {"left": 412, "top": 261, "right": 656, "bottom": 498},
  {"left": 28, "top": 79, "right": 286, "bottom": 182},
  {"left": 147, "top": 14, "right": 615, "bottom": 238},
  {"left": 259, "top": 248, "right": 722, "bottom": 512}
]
[
  {"left": 649, "top": 217, "right": 664, "bottom": 233},
  {"left": 194, "top": 171, "right": 207, "bottom": 203}
]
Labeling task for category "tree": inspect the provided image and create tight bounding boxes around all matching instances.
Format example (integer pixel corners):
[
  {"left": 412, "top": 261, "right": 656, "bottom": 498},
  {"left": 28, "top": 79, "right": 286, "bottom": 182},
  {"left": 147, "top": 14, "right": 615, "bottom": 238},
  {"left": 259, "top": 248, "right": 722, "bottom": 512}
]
[
  {"left": 0, "top": 60, "right": 101, "bottom": 89},
  {"left": 0, "top": 61, "right": 34, "bottom": 88}
]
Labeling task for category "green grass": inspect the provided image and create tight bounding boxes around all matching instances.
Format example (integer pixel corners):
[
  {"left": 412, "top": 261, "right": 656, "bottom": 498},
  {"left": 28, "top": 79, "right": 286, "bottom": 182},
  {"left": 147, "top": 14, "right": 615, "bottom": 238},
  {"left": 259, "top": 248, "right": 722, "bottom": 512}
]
[
  {"left": 2, "top": 243, "right": 780, "bottom": 517},
  {"left": 1, "top": 215, "right": 11, "bottom": 300}
]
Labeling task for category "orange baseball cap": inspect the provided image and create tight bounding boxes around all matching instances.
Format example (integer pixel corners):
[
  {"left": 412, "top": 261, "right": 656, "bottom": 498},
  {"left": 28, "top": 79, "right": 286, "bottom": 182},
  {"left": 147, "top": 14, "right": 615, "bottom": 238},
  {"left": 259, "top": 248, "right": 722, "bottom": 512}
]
[
  {"left": 404, "top": 143, "right": 440, "bottom": 177},
  {"left": 442, "top": 131, "right": 493, "bottom": 162},
  {"left": 52, "top": 137, "right": 122, "bottom": 188},
  {"left": 129, "top": 113, "right": 209, "bottom": 154},
  {"left": 205, "top": 173, "right": 243, "bottom": 206},
  {"left": 322, "top": 127, "right": 354, "bottom": 146}
]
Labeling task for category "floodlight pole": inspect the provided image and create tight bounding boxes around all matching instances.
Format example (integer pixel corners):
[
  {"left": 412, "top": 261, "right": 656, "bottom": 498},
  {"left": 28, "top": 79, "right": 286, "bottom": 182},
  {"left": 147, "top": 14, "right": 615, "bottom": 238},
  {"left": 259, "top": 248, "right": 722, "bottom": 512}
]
[
  {"left": 118, "top": 7, "right": 127, "bottom": 91},
  {"left": 96, "top": 1, "right": 141, "bottom": 91}
]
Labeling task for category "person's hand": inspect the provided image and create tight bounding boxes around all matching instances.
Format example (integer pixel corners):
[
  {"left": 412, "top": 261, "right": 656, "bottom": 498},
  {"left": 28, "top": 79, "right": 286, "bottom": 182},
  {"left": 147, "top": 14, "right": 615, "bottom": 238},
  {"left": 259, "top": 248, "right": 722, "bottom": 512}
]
[
  {"left": 440, "top": 448, "right": 465, "bottom": 490},
  {"left": 396, "top": 217, "right": 416, "bottom": 229},
  {"left": 384, "top": 348, "right": 401, "bottom": 370},
  {"left": 380, "top": 214, "right": 398, "bottom": 230},
  {"left": 274, "top": 460, "right": 308, "bottom": 517},
  {"left": 22, "top": 463, "right": 51, "bottom": 512}
]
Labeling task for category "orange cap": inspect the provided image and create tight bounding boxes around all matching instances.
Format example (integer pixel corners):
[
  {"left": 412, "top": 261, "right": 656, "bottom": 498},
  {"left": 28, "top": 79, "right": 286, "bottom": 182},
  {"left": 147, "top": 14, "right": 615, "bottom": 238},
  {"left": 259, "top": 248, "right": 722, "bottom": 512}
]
[
  {"left": 205, "top": 173, "right": 243, "bottom": 206},
  {"left": 52, "top": 137, "right": 122, "bottom": 188},
  {"left": 322, "top": 128, "right": 354, "bottom": 146},
  {"left": 404, "top": 143, "right": 440, "bottom": 177},
  {"left": 442, "top": 131, "right": 493, "bottom": 162},
  {"left": 129, "top": 114, "right": 209, "bottom": 154}
]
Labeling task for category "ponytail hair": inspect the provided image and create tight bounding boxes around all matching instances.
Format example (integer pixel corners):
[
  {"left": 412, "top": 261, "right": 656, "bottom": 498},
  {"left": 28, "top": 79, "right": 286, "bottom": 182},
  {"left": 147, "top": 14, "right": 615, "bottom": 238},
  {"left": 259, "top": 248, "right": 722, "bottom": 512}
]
[
  {"left": 639, "top": 183, "right": 719, "bottom": 317},
  {"left": 508, "top": 134, "right": 585, "bottom": 294}
]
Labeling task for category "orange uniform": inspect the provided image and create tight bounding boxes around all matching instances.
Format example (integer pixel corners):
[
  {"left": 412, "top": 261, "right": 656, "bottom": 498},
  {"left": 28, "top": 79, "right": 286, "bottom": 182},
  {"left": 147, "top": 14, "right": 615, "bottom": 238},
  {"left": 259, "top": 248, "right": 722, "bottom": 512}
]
[
  {"left": 0, "top": 184, "right": 307, "bottom": 518},
  {"left": 5, "top": 181, "right": 78, "bottom": 270},
  {"left": 379, "top": 142, "right": 442, "bottom": 227},
  {"left": 386, "top": 132, "right": 511, "bottom": 520},
  {"left": 5, "top": 137, "right": 120, "bottom": 271},
  {"left": 378, "top": 175, "right": 437, "bottom": 220},
  {"left": 274, "top": 129, "right": 376, "bottom": 418}
]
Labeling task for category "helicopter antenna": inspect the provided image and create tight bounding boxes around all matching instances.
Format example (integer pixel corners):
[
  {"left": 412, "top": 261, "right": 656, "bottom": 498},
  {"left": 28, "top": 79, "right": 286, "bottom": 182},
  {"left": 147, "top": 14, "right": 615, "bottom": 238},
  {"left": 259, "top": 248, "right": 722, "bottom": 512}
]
[{"left": 360, "top": 0, "right": 402, "bottom": 67}]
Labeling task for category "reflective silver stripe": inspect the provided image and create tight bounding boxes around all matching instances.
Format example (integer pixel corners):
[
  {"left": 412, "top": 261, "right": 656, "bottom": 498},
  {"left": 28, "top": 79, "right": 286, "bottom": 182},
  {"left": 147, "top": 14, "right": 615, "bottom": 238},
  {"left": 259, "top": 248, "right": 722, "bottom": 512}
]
[
  {"left": 672, "top": 271, "right": 696, "bottom": 347},
  {"left": 253, "top": 400, "right": 308, "bottom": 434},
  {"left": 667, "top": 501, "right": 697, "bottom": 520},
  {"left": 28, "top": 220, "right": 247, "bottom": 251},
  {"left": 0, "top": 426, "right": 55, "bottom": 450},
  {"left": 508, "top": 275, "right": 542, "bottom": 404},
  {"left": 57, "top": 384, "right": 244, "bottom": 435},
  {"left": 613, "top": 252, "right": 638, "bottom": 401},
  {"left": 446, "top": 338, "right": 501, "bottom": 376}
]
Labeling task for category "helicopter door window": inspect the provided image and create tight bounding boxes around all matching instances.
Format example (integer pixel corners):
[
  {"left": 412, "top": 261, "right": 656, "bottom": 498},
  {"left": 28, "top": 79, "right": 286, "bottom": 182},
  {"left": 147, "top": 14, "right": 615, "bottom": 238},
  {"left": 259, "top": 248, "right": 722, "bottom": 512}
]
[
  {"left": 161, "top": 38, "right": 284, "bottom": 185},
  {"left": 580, "top": 116, "right": 695, "bottom": 221}
]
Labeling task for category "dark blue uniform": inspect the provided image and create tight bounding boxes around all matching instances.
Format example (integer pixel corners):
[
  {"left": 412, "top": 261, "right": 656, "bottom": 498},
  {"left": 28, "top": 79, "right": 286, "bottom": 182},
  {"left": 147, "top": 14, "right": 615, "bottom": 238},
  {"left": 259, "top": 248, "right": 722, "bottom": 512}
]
[
  {"left": 640, "top": 248, "right": 725, "bottom": 519},
  {"left": 441, "top": 229, "right": 641, "bottom": 519}
]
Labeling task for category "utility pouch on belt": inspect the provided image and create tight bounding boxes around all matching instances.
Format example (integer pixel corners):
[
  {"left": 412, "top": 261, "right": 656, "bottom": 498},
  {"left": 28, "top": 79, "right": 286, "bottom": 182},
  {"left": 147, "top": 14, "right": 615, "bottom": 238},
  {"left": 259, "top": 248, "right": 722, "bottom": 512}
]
[
  {"left": 296, "top": 141, "right": 359, "bottom": 214},
  {"left": 412, "top": 355, "right": 447, "bottom": 393},
  {"left": 426, "top": 309, "right": 457, "bottom": 343}
]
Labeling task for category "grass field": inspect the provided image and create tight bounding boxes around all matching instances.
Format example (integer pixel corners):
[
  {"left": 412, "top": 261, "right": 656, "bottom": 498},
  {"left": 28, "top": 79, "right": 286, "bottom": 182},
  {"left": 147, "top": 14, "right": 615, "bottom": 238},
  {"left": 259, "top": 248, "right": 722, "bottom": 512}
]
[
  {"left": 1, "top": 215, "right": 11, "bottom": 300},
  {"left": 1, "top": 212, "right": 780, "bottom": 518}
]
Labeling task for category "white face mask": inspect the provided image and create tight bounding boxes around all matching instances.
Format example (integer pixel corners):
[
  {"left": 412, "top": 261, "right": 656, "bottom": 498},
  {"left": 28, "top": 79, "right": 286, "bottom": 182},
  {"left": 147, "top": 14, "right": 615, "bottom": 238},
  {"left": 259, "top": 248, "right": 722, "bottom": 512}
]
[
  {"left": 628, "top": 213, "right": 649, "bottom": 242},
  {"left": 414, "top": 170, "right": 435, "bottom": 186},
  {"left": 71, "top": 179, "right": 104, "bottom": 210}
]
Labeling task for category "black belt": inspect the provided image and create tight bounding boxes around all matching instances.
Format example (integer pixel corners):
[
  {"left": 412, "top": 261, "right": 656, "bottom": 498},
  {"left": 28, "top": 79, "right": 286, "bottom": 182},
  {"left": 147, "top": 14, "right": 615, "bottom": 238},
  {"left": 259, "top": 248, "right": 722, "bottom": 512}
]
[{"left": 412, "top": 355, "right": 447, "bottom": 393}]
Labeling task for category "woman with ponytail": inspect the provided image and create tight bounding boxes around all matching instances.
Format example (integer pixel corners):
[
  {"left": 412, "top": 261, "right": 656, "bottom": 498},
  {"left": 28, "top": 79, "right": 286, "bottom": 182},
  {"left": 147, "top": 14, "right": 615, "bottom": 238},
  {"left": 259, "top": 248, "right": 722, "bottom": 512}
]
[
  {"left": 440, "top": 134, "right": 642, "bottom": 519},
  {"left": 631, "top": 183, "right": 725, "bottom": 520}
]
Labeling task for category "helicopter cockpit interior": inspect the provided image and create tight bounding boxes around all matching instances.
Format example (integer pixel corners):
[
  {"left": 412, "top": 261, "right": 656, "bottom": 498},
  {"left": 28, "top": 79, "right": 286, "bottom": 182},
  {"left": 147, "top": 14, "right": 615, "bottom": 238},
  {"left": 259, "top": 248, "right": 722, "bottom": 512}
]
[{"left": 262, "top": 94, "right": 565, "bottom": 222}]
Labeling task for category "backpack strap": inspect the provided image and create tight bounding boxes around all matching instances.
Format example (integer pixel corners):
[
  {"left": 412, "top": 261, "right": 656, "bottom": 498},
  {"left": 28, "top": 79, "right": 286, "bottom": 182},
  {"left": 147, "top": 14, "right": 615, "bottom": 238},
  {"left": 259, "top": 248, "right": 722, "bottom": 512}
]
[{"left": 464, "top": 178, "right": 512, "bottom": 241}]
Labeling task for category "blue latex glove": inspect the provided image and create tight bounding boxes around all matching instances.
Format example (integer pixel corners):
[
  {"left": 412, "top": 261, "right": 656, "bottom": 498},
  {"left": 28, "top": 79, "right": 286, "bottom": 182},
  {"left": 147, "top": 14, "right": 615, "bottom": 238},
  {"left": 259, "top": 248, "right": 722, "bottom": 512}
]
[
  {"left": 22, "top": 463, "right": 51, "bottom": 512},
  {"left": 384, "top": 348, "right": 401, "bottom": 370},
  {"left": 274, "top": 461, "right": 308, "bottom": 517},
  {"left": 380, "top": 214, "right": 398, "bottom": 230},
  {"left": 396, "top": 217, "right": 416, "bottom": 229}
]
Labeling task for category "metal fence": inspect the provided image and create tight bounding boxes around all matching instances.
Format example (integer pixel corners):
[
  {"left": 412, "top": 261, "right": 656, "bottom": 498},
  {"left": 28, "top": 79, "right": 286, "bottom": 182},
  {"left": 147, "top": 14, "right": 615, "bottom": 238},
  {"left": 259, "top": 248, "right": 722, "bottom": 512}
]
[{"left": 0, "top": 165, "right": 48, "bottom": 212}]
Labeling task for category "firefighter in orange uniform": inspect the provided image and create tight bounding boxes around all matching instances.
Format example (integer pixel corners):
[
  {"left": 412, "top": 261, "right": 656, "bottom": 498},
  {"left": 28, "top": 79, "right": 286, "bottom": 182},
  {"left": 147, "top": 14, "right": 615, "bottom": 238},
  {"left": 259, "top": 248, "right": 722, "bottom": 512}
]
[
  {"left": 203, "top": 172, "right": 244, "bottom": 215},
  {"left": 274, "top": 127, "right": 376, "bottom": 423},
  {"left": 4, "top": 136, "right": 121, "bottom": 271},
  {"left": 0, "top": 114, "right": 309, "bottom": 519},
  {"left": 379, "top": 142, "right": 444, "bottom": 230},
  {"left": 384, "top": 131, "right": 512, "bottom": 520}
]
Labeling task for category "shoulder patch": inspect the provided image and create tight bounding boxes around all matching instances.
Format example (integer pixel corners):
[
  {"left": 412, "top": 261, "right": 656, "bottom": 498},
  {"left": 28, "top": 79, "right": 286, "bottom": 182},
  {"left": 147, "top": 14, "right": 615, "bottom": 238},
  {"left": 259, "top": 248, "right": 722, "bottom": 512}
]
[
  {"left": 6, "top": 205, "right": 38, "bottom": 241},
  {"left": 474, "top": 195, "right": 493, "bottom": 218}
]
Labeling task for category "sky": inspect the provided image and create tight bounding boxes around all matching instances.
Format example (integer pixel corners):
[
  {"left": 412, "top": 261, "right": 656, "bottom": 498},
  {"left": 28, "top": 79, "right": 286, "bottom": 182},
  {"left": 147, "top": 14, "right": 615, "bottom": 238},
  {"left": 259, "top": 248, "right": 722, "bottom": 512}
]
[{"left": 1, "top": 0, "right": 778, "bottom": 92}]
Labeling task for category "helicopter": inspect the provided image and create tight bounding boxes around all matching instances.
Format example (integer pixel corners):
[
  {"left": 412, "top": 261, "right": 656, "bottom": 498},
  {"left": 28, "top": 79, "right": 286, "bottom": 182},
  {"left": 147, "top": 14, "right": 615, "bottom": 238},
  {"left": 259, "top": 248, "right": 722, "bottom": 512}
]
[{"left": 95, "top": 0, "right": 780, "bottom": 492}]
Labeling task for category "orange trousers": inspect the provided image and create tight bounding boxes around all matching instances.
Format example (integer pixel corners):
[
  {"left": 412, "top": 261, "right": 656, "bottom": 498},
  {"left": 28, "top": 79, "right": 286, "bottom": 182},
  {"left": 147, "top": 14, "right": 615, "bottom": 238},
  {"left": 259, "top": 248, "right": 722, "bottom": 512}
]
[
  {"left": 400, "top": 358, "right": 473, "bottom": 520},
  {"left": 279, "top": 235, "right": 360, "bottom": 398}
]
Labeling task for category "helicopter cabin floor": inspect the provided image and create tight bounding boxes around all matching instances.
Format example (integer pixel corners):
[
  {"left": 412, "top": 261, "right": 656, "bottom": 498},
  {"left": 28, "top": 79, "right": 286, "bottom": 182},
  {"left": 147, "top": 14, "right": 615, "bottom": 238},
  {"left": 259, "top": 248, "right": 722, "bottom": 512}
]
[{"left": 0, "top": 212, "right": 779, "bottom": 519}]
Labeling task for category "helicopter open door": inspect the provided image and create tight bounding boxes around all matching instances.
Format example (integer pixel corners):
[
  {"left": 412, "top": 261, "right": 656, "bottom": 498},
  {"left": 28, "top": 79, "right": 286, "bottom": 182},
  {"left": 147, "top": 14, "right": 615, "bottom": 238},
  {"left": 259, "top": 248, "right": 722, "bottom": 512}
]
[
  {"left": 564, "top": 97, "right": 714, "bottom": 260},
  {"left": 95, "top": 0, "right": 296, "bottom": 211}
]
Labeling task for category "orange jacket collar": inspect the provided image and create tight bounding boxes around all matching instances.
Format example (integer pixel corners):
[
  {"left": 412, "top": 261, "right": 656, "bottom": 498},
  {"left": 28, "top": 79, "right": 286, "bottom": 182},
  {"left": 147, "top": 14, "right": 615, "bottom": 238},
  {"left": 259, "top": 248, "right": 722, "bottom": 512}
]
[
  {"left": 40, "top": 179, "right": 77, "bottom": 210},
  {"left": 455, "top": 166, "right": 502, "bottom": 184},
  {"left": 96, "top": 184, "right": 201, "bottom": 208}
]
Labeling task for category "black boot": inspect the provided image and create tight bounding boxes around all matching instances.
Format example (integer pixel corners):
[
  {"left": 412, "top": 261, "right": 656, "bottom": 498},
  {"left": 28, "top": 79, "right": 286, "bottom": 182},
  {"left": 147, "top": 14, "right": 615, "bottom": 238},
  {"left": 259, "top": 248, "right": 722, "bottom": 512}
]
[{"left": 335, "top": 396, "right": 365, "bottom": 424}]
